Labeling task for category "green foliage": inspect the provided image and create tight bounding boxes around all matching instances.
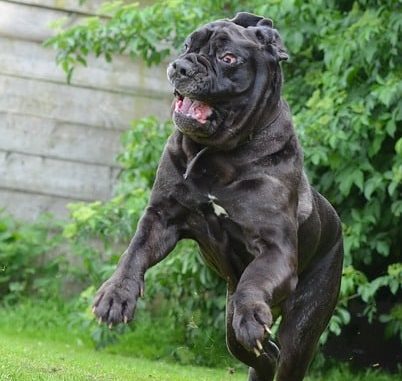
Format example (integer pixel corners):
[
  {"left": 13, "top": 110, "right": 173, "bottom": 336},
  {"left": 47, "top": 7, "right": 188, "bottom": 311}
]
[
  {"left": 0, "top": 213, "right": 64, "bottom": 303},
  {"left": 285, "top": 1, "right": 402, "bottom": 342},
  {"left": 326, "top": 263, "right": 402, "bottom": 343},
  {"left": 60, "top": 118, "right": 171, "bottom": 286},
  {"left": 117, "top": 117, "right": 173, "bottom": 189},
  {"left": 61, "top": 118, "right": 168, "bottom": 288},
  {"left": 380, "top": 303, "right": 402, "bottom": 342},
  {"left": 44, "top": 0, "right": 238, "bottom": 82},
  {"left": 293, "top": 2, "right": 402, "bottom": 265},
  {"left": 47, "top": 0, "right": 402, "bottom": 350}
]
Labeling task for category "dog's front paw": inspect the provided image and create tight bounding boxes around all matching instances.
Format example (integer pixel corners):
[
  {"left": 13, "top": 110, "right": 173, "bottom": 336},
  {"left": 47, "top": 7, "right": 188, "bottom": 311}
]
[
  {"left": 232, "top": 300, "right": 273, "bottom": 356},
  {"left": 92, "top": 275, "right": 143, "bottom": 327}
]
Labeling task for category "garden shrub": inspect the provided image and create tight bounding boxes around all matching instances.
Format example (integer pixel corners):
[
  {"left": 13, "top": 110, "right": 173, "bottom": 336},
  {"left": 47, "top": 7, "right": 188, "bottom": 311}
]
[{"left": 0, "top": 213, "right": 64, "bottom": 304}]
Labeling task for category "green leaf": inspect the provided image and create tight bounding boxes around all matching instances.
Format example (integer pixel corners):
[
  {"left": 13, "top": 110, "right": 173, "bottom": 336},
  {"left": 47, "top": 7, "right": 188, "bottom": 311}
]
[{"left": 375, "top": 240, "right": 390, "bottom": 256}]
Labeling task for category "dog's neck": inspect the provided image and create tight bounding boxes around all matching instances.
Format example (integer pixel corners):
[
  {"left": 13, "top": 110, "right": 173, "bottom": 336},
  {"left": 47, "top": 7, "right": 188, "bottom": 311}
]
[
  {"left": 248, "top": 97, "right": 284, "bottom": 141},
  {"left": 180, "top": 98, "right": 296, "bottom": 180}
]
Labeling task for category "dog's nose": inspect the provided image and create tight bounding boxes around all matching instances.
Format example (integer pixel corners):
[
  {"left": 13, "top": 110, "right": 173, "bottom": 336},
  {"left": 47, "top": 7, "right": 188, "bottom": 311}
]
[{"left": 170, "top": 58, "right": 192, "bottom": 78}]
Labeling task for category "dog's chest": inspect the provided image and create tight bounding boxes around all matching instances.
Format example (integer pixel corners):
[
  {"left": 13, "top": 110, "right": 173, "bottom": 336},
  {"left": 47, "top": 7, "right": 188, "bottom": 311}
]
[
  {"left": 172, "top": 153, "right": 300, "bottom": 283},
  {"left": 177, "top": 179, "right": 232, "bottom": 222},
  {"left": 179, "top": 188, "right": 252, "bottom": 284}
]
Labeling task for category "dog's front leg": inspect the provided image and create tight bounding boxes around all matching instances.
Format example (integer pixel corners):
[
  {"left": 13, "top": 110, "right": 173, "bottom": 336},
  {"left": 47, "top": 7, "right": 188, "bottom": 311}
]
[
  {"left": 231, "top": 234, "right": 298, "bottom": 355},
  {"left": 92, "top": 204, "right": 180, "bottom": 326}
]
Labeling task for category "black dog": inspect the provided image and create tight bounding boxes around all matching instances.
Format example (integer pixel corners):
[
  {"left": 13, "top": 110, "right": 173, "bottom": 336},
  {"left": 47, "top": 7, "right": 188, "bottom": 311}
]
[{"left": 93, "top": 12, "right": 343, "bottom": 381}]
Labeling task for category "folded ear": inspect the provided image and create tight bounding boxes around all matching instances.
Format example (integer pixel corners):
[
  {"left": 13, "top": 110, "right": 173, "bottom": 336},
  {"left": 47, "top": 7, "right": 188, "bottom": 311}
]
[
  {"left": 255, "top": 26, "right": 289, "bottom": 62},
  {"left": 272, "top": 30, "right": 289, "bottom": 61},
  {"left": 230, "top": 12, "right": 273, "bottom": 28},
  {"left": 276, "top": 46, "right": 289, "bottom": 61},
  {"left": 230, "top": 13, "right": 287, "bottom": 62}
]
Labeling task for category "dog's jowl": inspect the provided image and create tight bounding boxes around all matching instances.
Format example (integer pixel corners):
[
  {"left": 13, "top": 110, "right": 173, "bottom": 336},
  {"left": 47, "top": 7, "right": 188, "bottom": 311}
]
[{"left": 93, "top": 12, "right": 343, "bottom": 381}]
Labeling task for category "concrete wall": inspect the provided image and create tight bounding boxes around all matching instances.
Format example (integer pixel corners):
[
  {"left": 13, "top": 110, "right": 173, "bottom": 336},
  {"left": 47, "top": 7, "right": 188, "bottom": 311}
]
[{"left": 0, "top": 0, "right": 171, "bottom": 220}]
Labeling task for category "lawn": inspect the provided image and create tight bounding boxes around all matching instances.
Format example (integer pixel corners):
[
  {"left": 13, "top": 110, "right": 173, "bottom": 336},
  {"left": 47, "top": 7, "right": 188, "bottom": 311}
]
[
  {"left": 0, "top": 333, "right": 400, "bottom": 381},
  {"left": 0, "top": 300, "right": 400, "bottom": 381},
  {"left": 0, "top": 333, "right": 246, "bottom": 381}
]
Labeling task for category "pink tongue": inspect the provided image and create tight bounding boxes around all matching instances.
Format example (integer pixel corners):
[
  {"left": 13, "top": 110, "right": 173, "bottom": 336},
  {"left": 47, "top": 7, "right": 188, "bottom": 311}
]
[{"left": 175, "top": 97, "right": 213, "bottom": 124}]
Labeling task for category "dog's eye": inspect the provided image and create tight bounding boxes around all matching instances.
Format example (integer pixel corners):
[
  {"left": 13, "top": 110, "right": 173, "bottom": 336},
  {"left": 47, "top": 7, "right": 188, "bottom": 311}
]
[{"left": 220, "top": 53, "right": 237, "bottom": 64}]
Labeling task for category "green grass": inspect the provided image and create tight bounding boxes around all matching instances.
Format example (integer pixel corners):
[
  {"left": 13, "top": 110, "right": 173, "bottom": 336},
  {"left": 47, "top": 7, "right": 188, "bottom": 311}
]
[
  {"left": 1, "top": 333, "right": 400, "bottom": 381},
  {"left": 0, "top": 299, "right": 400, "bottom": 381},
  {"left": 0, "top": 333, "right": 245, "bottom": 381}
]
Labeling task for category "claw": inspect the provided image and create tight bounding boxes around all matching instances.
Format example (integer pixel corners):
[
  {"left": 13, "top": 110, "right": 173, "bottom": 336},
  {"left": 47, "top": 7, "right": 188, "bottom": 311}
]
[
  {"left": 98, "top": 317, "right": 102, "bottom": 325},
  {"left": 92, "top": 307, "right": 96, "bottom": 314},
  {"left": 140, "top": 287, "right": 144, "bottom": 298},
  {"left": 256, "top": 340, "right": 263, "bottom": 351},
  {"left": 267, "top": 340, "right": 280, "bottom": 359},
  {"left": 253, "top": 348, "right": 261, "bottom": 357},
  {"left": 108, "top": 323, "right": 113, "bottom": 329},
  {"left": 264, "top": 324, "right": 272, "bottom": 335},
  {"left": 123, "top": 315, "right": 128, "bottom": 324}
]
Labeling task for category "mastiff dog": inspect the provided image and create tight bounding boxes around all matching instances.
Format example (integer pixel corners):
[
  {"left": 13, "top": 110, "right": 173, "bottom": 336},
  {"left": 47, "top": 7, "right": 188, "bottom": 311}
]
[{"left": 93, "top": 12, "right": 344, "bottom": 381}]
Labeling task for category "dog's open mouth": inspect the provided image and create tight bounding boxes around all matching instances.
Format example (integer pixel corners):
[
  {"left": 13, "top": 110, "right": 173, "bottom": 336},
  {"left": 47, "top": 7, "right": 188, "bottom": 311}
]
[{"left": 174, "top": 91, "right": 213, "bottom": 125}]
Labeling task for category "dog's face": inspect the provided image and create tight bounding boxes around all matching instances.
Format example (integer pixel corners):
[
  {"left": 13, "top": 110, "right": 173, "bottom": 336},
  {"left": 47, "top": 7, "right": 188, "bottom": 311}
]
[{"left": 167, "top": 12, "right": 288, "bottom": 149}]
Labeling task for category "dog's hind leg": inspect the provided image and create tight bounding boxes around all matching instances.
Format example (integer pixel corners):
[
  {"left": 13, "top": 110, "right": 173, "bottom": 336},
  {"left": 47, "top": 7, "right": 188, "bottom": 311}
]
[
  {"left": 247, "top": 367, "right": 272, "bottom": 381},
  {"left": 275, "top": 237, "right": 343, "bottom": 381}
]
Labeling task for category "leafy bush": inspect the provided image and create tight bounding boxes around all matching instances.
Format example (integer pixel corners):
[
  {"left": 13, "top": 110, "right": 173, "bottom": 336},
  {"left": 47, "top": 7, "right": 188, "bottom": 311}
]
[
  {"left": 47, "top": 0, "right": 402, "bottom": 355},
  {"left": 288, "top": 1, "right": 402, "bottom": 342},
  {"left": 0, "top": 213, "right": 64, "bottom": 303}
]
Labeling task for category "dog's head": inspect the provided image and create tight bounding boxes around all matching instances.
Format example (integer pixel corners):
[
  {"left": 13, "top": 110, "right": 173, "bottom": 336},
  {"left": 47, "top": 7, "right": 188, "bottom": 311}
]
[{"left": 167, "top": 12, "right": 288, "bottom": 149}]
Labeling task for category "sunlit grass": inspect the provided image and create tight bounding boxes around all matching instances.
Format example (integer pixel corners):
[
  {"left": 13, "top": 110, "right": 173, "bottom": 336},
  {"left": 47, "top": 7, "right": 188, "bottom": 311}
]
[
  {"left": 0, "top": 300, "right": 400, "bottom": 381},
  {"left": 0, "top": 333, "right": 245, "bottom": 381}
]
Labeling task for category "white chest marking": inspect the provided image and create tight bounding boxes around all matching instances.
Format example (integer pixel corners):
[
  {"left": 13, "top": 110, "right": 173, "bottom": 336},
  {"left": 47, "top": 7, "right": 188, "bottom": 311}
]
[{"left": 208, "top": 194, "right": 229, "bottom": 218}]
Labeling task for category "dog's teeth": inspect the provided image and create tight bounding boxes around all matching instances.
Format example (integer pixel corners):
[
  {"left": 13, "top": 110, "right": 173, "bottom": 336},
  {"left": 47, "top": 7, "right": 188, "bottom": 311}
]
[
  {"left": 253, "top": 348, "right": 261, "bottom": 357},
  {"left": 256, "top": 340, "right": 263, "bottom": 351},
  {"left": 264, "top": 325, "right": 272, "bottom": 335}
]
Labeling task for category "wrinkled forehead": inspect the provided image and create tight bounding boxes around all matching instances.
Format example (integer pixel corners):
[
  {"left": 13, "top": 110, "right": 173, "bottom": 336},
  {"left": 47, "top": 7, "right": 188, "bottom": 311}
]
[{"left": 186, "top": 20, "right": 258, "bottom": 51}]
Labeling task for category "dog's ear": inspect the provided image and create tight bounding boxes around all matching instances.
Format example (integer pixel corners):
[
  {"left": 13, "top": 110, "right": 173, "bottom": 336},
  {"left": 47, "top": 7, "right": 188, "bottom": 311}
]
[
  {"left": 269, "top": 29, "right": 289, "bottom": 61},
  {"left": 231, "top": 13, "right": 288, "bottom": 62},
  {"left": 230, "top": 12, "right": 273, "bottom": 28},
  {"left": 255, "top": 25, "right": 289, "bottom": 62}
]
